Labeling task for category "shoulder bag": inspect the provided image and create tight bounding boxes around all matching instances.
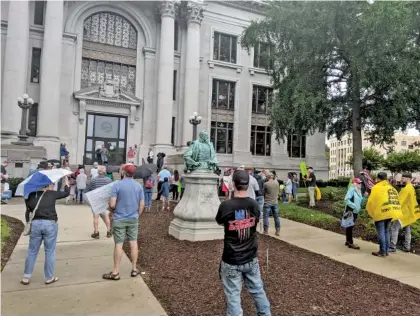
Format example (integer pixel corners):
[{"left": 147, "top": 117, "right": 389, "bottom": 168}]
[{"left": 23, "top": 191, "right": 46, "bottom": 236}]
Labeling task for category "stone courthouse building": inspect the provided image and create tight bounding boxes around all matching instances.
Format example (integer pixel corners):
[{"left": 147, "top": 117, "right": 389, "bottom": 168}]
[{"left": 1, "top": 0, "right": 328, "bottom": 179}]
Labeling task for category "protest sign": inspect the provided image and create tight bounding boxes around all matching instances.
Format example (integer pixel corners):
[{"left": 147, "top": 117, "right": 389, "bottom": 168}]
[
  {"left": 299, "top": 162, "right": 308, "bottom": 177},
  {"left": 85, "top": 182, "right": 115, "bottom": 215}
]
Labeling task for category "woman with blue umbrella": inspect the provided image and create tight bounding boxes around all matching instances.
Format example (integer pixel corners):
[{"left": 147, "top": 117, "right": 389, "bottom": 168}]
[{"left": 17, "top": 169, "right": 71, "bottom": 285}]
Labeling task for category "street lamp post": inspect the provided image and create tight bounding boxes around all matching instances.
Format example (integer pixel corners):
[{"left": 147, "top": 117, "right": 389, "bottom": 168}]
[
  {"left": 189, "top": 112, "right": 202, "bottom": 141},
  {"left": 16, "top": 93, "right": 34, "bottom": 144}
]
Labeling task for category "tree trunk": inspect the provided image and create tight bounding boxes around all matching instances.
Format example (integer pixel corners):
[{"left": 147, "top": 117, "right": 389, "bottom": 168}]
[{"left": 351, "top": 80, "right": 363, "bottom": 176}]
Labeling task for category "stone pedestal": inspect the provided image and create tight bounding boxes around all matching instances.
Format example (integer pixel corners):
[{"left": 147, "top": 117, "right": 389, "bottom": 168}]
[
  {"left": 1, "top": 144, "right": 47, "bottom": 178},
  {"left": 169, "top": 170, "right": 223, "bottom": 241}
]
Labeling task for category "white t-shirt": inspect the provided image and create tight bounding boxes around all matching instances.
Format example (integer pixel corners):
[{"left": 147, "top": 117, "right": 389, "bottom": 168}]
[
  {"left": 247, "top": 175, "right": 260, "bottom": 200},
  {"left": 90, "top": 168, "right": 98, "bottom": 179},
  {"left": 148, "top": 151, "right": 154, "bottom": 159}
]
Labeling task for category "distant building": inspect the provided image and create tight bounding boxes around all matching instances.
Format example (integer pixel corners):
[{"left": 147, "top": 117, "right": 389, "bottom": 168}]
[{"left": 328, "top": 132, "right": 420, "bottom": 179}]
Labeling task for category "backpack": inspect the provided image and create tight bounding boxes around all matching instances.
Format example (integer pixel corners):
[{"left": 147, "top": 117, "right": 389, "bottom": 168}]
[{"left": 145, "top": 177, "right": 154, "bottom": 189}]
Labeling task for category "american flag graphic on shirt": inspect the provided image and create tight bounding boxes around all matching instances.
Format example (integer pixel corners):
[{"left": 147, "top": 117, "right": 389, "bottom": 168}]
[{"left": 228, "top": 209, "right": 256, "bottom": 242}]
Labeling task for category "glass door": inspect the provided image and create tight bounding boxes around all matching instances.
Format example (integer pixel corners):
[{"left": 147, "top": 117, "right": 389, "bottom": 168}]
[{"left": 84, "top": 113, "right": 127, "bottom": 165}]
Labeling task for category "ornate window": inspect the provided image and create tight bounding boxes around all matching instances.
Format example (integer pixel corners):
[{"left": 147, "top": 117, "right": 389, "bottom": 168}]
[
  {"left": 251, "top": 125, "right": 271, "bottom": 156},
  {"left": 287, "top": 134, "right": 306, "bottom": 158},
  {"left": 213, "top": 32, "right": 237, "bottom": 64},
  {"left": 81, "top": 58, "right": 136, "bottom": 94},
  {"left": 83, "top": 12, "right": 137, "bottom": 49},
  {"left": 211, "top": 121, "right": 233, "bottom": 154},
  {"left": 81, "top": 12, "right": 137, "bottom": 94},
  {"left": 211, "top": 79, "right": 235, "bottom": 110},
  {"left": 252, "top": 86, "right": 272, "bottom": 114}
]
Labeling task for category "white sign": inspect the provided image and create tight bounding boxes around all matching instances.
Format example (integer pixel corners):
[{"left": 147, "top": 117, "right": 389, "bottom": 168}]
[{"left": 85, "top": 182, "right": 116, "bottom": 215}]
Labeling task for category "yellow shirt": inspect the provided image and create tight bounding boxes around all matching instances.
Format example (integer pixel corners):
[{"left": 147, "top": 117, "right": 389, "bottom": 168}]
[
  {"left": 399, "top": 183, "right": 419, "bottom": 227},
  {"left": 366, "top": 181, "right": 402, "bottom": 222}
]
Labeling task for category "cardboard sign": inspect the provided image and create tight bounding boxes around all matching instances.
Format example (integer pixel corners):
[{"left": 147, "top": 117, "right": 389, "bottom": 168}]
[{"left": 299, "top": 162, "right": 308, "bottom": 177}]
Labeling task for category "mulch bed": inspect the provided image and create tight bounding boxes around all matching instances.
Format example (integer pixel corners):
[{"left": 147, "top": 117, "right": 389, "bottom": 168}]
[
  {"left": 123, "top": 202, "right": 420, "bottom": 316},
  {"left": 1, "top": 214, "right": 24, "bottom": 271},
  {"left": 297, "top": 200, "right": 420, "bottom": 254}
]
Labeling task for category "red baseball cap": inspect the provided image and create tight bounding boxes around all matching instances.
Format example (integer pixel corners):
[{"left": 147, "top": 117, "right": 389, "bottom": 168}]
[
  {"left": 124, "top": 164, "right": 136, "bottom": 176},
  {"left": 353, "top": 178, "right": 362, "bottom": 184}
]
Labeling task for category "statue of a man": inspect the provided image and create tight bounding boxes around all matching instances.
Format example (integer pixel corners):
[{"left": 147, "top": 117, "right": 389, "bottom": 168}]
[{"left": 184, "top": 130, "right": 219, "bottom": 172}]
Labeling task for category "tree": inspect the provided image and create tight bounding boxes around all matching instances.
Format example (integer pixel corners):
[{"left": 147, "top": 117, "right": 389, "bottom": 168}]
[
  {"left": 346, "top": 148, "right": 384, "bottom": 171},
  {"left": 383, "top": 150, "right": 420, "bottom": 173},
  {"left": 242, "top": 1, "right": 420, "bottom": 175}
]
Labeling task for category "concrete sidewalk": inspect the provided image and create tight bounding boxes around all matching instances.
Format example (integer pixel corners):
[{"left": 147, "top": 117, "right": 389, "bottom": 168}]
[
  {"left": 264, "top": 217, "right": 420, "bottom": 289},
  {"left": 1, "top": 202, "right": 167, "bottom": 316}
]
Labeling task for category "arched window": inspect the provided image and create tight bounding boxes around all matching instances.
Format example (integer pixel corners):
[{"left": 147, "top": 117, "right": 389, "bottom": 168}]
[
  {"left": 81, "top": 12, "right": 137, "bottom": 94},
  {"left": 83, "top": 12, "right": 137, "bottom": 49}
]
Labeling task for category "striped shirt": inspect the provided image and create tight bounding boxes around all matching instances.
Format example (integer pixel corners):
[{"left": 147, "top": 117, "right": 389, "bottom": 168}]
[{"left": 84, "top": 175, "right": 112, "bottom": 193}]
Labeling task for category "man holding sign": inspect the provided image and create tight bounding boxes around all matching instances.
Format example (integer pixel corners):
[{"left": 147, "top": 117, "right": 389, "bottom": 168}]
[{"left": 305, "top": 167, "right": 317, "bottom": 207}]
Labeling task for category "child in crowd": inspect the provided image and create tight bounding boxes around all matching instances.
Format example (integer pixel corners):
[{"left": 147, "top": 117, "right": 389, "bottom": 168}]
[
  {"left": 65, "top": 167, "right": 77, "bottom": 204},
  {"left": 159, "top": 177, "right": 170, "bottom": 211},
  {"left": 76, "top": 169, "right": 87, "bottom": 204}
]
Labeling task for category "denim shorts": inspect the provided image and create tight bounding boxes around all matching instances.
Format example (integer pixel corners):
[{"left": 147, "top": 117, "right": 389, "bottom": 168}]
[{"left": 112, "top": 218, "right": 138, "bottom": 244}]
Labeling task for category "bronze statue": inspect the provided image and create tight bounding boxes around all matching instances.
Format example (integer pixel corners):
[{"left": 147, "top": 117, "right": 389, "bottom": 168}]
[{"left": 184, "top": 130, "right": 218, "bottom": 172}]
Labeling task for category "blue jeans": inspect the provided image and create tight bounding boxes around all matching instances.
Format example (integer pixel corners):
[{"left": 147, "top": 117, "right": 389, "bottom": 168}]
[
  {"left": 144, "top": 191, "right": 153, "bottom": 207},
  {"left": 263, "top": 203, "right": 280, "bottom": 230},
  {"left": 375, "top": 219, "right": 391, "bottom": 254},
  {"left": 220, "top": 258, "right": 271, "bottom": 316},
  {"left": 77, "top": 189, "right": 83, "bottom": 202},
  {"left": 256, "top": 196, "right": 264, "bottom": 214},
  {"left": 24, "top": 220, "right": 58, "bottom": 281}
]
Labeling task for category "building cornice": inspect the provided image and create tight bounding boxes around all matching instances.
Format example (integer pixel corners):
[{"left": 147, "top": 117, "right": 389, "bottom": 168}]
[{"left": 205, "top": 1, "right": 267, "bottom": 15}]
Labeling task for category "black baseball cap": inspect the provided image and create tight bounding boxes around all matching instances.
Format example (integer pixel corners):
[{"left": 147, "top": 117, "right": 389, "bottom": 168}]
[{"left": 232, "top": 170, "right": 249, "bottom": 186}]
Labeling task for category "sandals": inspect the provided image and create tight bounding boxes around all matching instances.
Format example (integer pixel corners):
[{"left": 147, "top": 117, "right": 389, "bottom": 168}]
[
  {"left": 131, "top": 270, "right": 139, "bottom": 277},
  {"left": 20, "top": 279, "right": 30, "bottom": 285},
  {"left": 102, "top": 272, "right": 120, "bottom": 281},
  {"left": 45, "top": 277, "right": 59, "bottom": 285}
]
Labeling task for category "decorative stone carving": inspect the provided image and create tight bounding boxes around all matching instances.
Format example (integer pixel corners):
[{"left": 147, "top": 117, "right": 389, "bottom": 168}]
[
  {"left": 185, "top": 1, "right": 205, "bottom": 24},
  {"left": 73, "top": 85, "right": 143, "bottom": 126},
  {"left": 79, "top": 100, "right": 86, "bottom": 124},
  {"left": 159, "top": 1, "right": 178, "bottom": 18}
]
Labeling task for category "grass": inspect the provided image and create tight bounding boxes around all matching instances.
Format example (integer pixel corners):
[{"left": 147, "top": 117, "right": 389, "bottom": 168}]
[
  {"left": 280, "top": 203, "right": 338, "bottom": 226},
  {"left": 1, "top": 218, "right": 10, "bottom": 252}
]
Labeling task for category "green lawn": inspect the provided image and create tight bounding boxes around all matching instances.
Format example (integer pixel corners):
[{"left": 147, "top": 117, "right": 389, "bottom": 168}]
[
  {"left": 1, "top": 218, "right": 10, "bottom": 252},
  {"left": 280, "top": 203, "right": 338, "bottom": 226}
]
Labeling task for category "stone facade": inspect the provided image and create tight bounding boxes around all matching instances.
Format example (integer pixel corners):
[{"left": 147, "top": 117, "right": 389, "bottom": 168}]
[{"left": 1, "top": 0, "right": 328, "bottom": 179}]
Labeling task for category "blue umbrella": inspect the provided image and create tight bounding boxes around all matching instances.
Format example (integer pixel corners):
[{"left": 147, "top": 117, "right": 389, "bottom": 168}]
[{"left": 15, "top": 169, "right": 72, "bottom": 198}]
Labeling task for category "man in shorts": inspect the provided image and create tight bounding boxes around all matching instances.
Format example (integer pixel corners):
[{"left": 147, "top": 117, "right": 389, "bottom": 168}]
[
  {"left": 103, "top": 164, "right": 144, "bottom": 280},
  {"left": 84, "top": 165, "right": 112, "bottom": 239}
]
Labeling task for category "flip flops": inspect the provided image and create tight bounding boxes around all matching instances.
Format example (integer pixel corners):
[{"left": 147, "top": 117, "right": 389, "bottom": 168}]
[
  {"left": 102, "top": 272, "right": 120, "bottom": 281},
  {"left": 131, "top": 270, "right": 139, "bottom": 277}
]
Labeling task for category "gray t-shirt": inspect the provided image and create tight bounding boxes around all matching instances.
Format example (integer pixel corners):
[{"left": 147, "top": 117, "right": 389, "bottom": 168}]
[{"left": 264, "top": 181, "right": 280, "bottom": 204}]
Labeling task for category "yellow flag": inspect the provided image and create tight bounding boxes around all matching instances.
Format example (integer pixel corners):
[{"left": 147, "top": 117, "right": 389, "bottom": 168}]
[
  {"left": 315, "top": 186, "right": 322, "bottom": 201},
  {"left": 366, "top": 181, "right": 403, "bottom": 222},
  {"left": 399, "top": 183, "right": 418, "bottom": 227}
]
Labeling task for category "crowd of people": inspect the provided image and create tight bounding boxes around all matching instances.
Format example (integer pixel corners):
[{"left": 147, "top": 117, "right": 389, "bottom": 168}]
[{"left": 10, "top": 157, "right": 419, "bottom": 315}]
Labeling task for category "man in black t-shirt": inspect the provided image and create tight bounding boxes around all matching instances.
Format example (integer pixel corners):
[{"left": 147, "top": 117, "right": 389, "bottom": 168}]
[{"left": 215, "top": 170, "right": 271, "bottom": 316}]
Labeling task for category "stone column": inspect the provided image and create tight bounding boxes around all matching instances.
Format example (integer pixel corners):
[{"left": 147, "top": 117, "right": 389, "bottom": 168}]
[
  {"left": 182, "top": 2, "right": 204, "bottom": 146},
  {"left": 155, "top": 1, "right": 176, "bottom": 148},
  {"left": 34, "top": 0, "right": 64, "bottom": 159},
  {"left": 1, "top": 1, "right": 30, "bottom": 140}
]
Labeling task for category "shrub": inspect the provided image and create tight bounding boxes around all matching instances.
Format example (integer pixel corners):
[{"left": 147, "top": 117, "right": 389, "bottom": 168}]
[
  {"left": 280, "top": 203, "right": 338, "bottom": 226},
  {"left": 320, "top": 187, "right": 347, "bottom": 201},
  {"left": 316, "top": 180, "right": 328, "bottom": 188},
  {"left": 8, "top": 177, "right": 24, "bottom": 196}
]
